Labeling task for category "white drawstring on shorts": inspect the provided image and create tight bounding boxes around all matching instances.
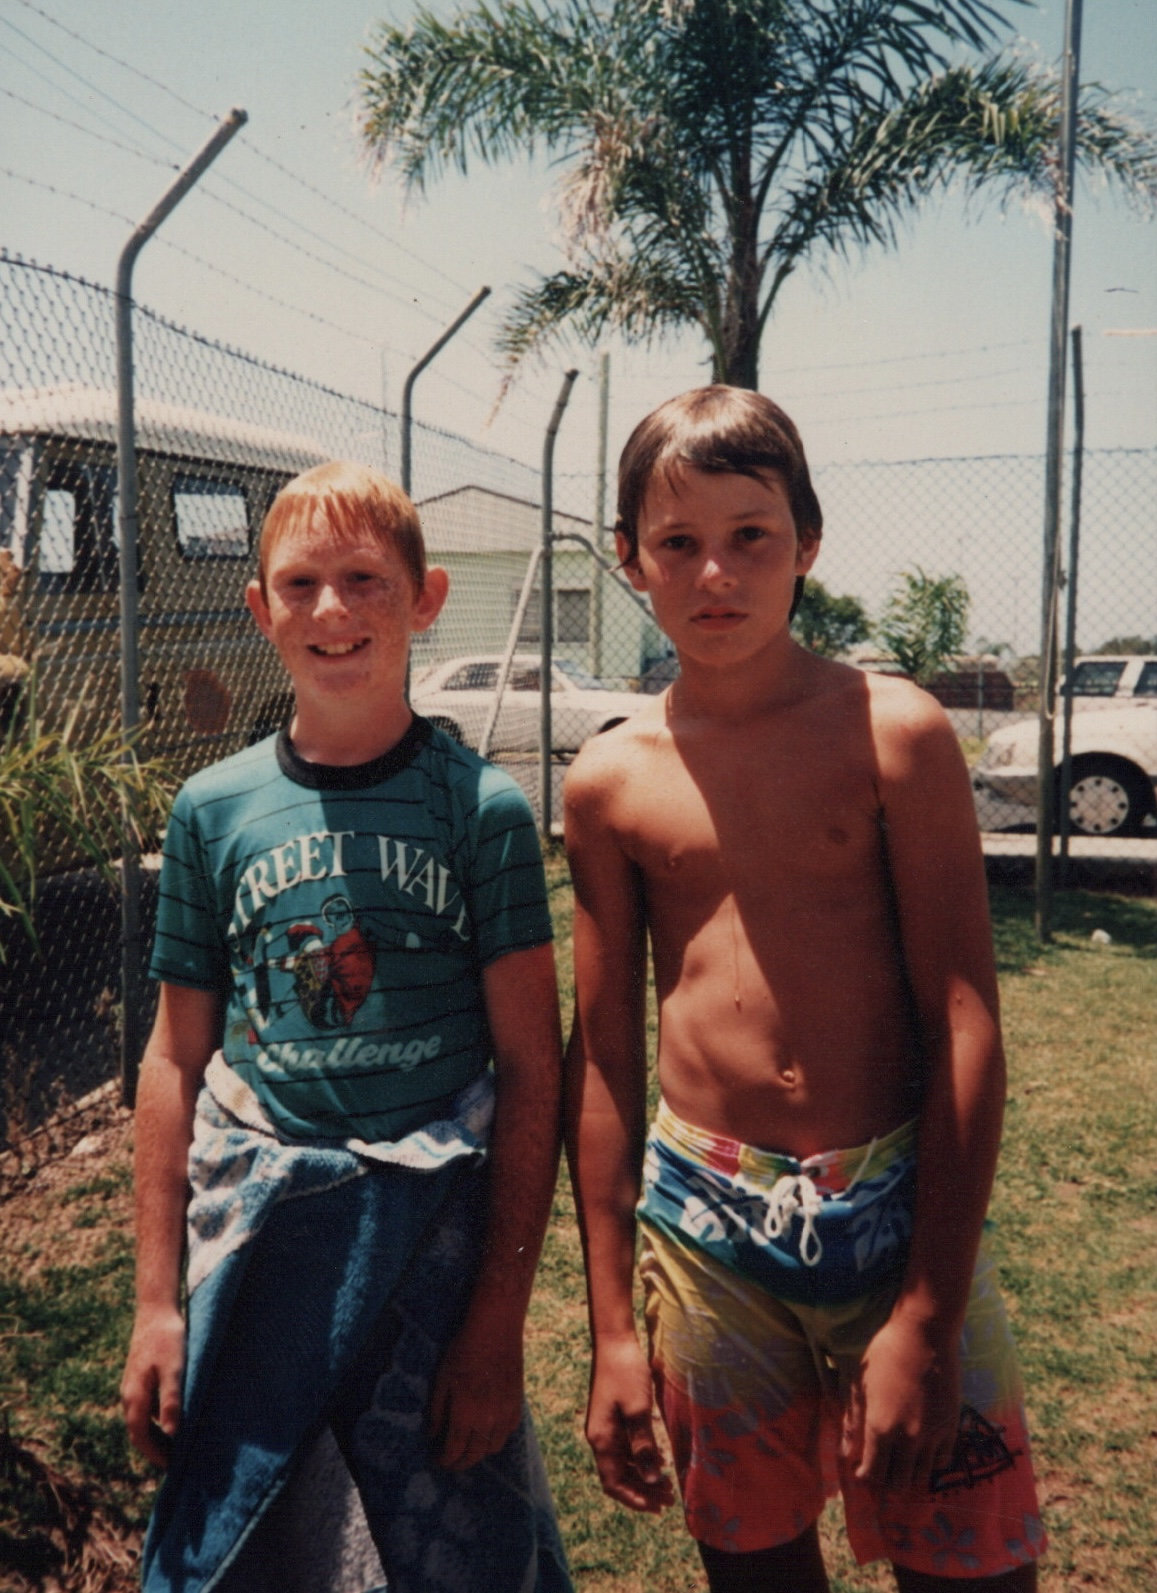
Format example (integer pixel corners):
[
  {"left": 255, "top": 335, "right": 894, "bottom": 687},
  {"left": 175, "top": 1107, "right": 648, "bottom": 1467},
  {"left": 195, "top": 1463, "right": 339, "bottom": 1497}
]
[
  {"left": 764, "top": 1174, "right": 825, "bottom": 1266},
  {"left": 762, "top": 1137, "right": 878, "bottom": 1268}
]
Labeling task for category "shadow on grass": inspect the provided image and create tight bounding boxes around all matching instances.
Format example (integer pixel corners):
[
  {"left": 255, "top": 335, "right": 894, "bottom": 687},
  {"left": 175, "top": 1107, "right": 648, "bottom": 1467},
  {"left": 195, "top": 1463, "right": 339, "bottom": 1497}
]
[{"left": 989, "top": 883, "right": 1156, "bottom": 973}]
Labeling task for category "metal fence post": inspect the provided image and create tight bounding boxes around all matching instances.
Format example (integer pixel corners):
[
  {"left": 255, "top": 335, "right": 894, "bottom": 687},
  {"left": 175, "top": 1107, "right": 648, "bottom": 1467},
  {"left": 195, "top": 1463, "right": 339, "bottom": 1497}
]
[
  {"left": 589, "top": 352, "right": 610, "bottom": 679},
  {"left": 115, "top": 107, "right": 247, "bottom": 1106},
  {"left": 540, "top": 369, "right": 579, "bottom": 840},
  {"left": 1058, "top": 325, "right": 1086, "bottom": 877},
  {"left": 1034, "top": 0, "right": 1083, "bottom": 942},
  {"left": 400, "top": 287, "right": 491, "bottom": 498}
]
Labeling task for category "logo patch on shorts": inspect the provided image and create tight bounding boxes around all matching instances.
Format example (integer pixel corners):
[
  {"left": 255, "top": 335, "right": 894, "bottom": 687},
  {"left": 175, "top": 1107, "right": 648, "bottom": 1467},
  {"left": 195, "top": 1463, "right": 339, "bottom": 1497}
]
[{"left": 930, "top": 1406, "right": 1020, "bottom": 1495}]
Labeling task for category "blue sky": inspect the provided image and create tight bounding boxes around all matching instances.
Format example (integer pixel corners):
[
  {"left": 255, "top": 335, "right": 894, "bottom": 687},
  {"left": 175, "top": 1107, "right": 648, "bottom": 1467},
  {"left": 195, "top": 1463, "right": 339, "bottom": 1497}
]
[{"left": 1, "top": 0, "right": 1154, "bottom": 485}]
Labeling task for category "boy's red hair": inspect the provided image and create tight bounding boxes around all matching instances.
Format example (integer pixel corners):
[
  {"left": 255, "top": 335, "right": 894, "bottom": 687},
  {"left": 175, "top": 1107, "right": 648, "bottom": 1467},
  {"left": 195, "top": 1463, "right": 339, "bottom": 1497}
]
[{"left": 259, "top": 461, "right": 427, "bottom": 594}]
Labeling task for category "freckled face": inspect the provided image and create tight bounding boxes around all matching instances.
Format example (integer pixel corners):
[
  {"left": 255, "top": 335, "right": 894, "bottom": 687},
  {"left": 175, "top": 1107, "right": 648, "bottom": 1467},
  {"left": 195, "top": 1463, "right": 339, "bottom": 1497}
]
[
  {"left": 619, "top": 466, "right": 819, "bottom": 667},
  {"left": 246, "top": 514, "right": 443, "bottom": 708}
]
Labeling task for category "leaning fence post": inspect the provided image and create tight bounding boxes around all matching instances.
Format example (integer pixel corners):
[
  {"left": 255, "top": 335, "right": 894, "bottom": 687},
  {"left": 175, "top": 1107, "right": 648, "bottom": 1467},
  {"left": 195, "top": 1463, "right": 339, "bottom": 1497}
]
[
  {"left": 400, "top": 287, "right": 491, "bottom": 498},
  {"left": 540, "top": 369, "right": 579, "bottom": 841},
  {"left": 1034, "top": 0, "right": 1083, "bottom": 942},
  {"left": 1058, "top": 325, "right": 1086, "bottom": 877},
  {"left": 116, "top": 107, "right": 247, "bottom": 1107}
]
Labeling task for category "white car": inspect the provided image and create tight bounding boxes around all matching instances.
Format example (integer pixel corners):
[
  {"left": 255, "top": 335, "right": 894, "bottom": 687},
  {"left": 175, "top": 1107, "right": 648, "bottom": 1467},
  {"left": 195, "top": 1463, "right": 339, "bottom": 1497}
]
[
  {"left": 411, "top": 654, "right": 647, "bottom": 754},
  {"left": 973, "top": 657, "right": 1157, "bottom": 836}
]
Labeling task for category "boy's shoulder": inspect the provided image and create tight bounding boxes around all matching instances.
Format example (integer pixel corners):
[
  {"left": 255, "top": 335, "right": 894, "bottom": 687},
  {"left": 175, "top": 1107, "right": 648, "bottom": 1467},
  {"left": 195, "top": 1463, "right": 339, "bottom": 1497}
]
[
  {"left": 177, "top": 734, "right": 282, "bottom": 812},
  {"left": 564, "top": 695, "right": 668, "bottom": 809},
  {"left": 421, "top": 719, "right": 538, "bottom": 819}
]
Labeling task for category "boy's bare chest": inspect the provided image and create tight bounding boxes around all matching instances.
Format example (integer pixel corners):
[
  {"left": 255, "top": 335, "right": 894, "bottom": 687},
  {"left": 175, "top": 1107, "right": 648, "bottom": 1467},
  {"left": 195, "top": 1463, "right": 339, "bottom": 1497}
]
[{"left": 618, "top": 735, "right": 883, "bottom": 898}]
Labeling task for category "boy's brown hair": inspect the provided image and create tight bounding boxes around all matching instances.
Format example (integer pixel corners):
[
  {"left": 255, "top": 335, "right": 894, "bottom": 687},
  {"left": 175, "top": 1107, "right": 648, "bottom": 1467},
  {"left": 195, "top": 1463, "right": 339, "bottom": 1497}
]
[
  {"left": 616, "top": 384, "right": 823, "bottom": 569},
  {"left": 258, "top": 460, "right": 427, "bottom": 594}
]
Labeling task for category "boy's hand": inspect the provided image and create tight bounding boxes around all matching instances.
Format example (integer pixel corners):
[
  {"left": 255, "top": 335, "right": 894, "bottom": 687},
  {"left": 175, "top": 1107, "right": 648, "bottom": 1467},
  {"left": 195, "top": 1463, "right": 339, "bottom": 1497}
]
[
  {"left": 587, "top": 1336, "right": 675, "bottom": 1513},
  {"left": 121, "top": 1305, "right": 186, "bottom": 1468},
  {"left": 429, "top": 1313, "right": 525, "bottom": 1472},
  {"left": 842, "top": 1309, "right": 961, "bottom": 1495}
]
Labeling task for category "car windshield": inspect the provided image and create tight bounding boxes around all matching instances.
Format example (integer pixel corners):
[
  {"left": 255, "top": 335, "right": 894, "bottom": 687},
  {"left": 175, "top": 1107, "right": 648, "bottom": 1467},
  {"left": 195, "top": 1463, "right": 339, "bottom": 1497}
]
[{"left": 555, "top": 659, "right": 608, "bottom": 691}]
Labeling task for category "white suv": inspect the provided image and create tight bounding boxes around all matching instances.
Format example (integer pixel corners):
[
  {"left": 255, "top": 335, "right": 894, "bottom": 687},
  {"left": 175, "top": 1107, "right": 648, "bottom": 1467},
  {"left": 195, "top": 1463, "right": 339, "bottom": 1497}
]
[{"left": 973, "top": 657, "right": 1157, "bottom": 836}]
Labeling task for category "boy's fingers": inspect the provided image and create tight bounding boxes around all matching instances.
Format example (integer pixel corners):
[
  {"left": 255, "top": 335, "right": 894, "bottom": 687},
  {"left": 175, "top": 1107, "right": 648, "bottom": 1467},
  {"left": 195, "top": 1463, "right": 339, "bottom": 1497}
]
[
  {"left": 624, "top": 1412, "right": 663, "bottom": 1481},
  {"left": 855, "top": 1425, "right": 886, "bottom": 1485},
  {"left": 157, "top": 1368, "right": 182, "bottom": 1437},
  {"left": 841, "top": 1380, "right": 864, "bottom": 1461}
]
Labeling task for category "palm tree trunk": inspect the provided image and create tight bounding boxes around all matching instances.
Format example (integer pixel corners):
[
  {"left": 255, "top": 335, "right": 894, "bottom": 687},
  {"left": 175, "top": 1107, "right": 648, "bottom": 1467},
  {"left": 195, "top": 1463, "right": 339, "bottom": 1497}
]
[{"left": 718, "top": 150, "right": 762, "bottom": 390}]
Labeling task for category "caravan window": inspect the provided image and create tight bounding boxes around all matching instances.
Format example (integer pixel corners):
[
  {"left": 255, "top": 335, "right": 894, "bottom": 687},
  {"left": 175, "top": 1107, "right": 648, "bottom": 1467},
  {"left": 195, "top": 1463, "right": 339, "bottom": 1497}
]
[
  {"left": 174, "top": 475, "right": 249, "bottom": 559},
  {"left": 34, "top": 460, "right": 118, "bottom": 594}
]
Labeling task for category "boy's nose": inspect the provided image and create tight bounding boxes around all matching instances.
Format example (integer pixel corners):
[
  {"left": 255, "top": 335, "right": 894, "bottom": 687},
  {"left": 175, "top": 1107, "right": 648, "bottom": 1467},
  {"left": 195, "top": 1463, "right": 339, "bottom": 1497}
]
[
  {"left": 696, "top": 553, "right": 737, "bottom": 590},
  {"left": 313, "top": 581, "right": 350, "bottom": 618}
]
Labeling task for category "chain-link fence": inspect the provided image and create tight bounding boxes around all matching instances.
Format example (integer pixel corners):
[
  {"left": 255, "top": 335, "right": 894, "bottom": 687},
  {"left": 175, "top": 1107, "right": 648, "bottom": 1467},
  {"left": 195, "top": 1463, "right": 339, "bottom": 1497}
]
[{"left": 2, "top": 249, "right": 1154, "bottom": 1139}]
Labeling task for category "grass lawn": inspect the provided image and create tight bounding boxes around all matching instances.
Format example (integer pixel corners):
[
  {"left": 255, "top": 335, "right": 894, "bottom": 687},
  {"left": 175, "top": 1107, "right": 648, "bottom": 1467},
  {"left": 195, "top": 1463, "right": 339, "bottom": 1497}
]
[{"left": 1, "top": 859, "right": 1153, "bottom": 1591}]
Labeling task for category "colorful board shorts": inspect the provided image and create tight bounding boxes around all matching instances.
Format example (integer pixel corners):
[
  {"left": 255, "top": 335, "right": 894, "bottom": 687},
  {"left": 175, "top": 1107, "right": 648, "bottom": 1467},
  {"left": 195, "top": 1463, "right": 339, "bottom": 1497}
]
[{"left": 637, "top": 1101, "right": 1046, "bottom": 1578}]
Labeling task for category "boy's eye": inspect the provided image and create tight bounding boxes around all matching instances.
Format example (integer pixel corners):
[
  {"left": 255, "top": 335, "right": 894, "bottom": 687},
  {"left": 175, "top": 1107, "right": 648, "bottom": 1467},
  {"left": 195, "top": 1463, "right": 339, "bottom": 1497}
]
[
  {"left": 661, "top": 534, "right": 693, "bottom": 551},
  {"left": 737, "top": 524, "right": 766, "bottom": 543}
]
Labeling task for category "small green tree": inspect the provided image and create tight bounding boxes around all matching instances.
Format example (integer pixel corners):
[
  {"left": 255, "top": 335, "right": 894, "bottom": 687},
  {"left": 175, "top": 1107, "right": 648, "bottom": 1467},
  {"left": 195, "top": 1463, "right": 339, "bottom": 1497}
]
[
  {"left": 0, "top": 675, "right": 177, "bottom": 958},
  {"left": 1093, "top": 634, "right": 1157, "bottom": 656},
  {"left": 792, "top": 579, "right": 871, "bottom": 658},
  {"left": 876, "top": 568, "right": 969, "bottom": 684}
]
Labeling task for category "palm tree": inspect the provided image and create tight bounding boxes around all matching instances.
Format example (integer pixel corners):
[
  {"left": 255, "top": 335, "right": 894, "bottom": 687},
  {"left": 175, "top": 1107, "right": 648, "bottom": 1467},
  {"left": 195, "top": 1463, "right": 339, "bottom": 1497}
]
[{"left": 360, "top": 0, "right": 1157, "bottom": 388}]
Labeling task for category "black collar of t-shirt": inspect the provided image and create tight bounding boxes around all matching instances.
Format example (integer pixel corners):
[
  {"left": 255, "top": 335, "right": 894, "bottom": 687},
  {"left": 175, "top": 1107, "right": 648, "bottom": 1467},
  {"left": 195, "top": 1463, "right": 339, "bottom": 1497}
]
[{"left": 276, "top": 715, "right": 432, "bottom": 791}]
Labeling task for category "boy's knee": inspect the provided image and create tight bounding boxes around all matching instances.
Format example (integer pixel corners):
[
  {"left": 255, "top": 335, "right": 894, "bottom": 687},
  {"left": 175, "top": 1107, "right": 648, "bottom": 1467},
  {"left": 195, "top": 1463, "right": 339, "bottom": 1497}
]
[{"left": 698, "top": 1524, "right": 829, "bottom": 1593}]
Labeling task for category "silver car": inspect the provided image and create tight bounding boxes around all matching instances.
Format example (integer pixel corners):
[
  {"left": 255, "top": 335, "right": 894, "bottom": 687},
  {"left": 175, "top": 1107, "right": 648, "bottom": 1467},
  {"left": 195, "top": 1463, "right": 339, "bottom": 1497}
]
[{"left": 411, "top": 654, "right": 647, "bottom": 754}]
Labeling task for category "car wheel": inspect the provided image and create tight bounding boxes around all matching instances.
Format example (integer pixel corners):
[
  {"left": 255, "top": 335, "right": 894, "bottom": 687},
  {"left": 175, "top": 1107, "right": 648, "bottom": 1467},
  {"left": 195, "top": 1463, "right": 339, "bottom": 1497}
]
[
  {"left": 1062, "top": 757, "right": 1152, "bottom": 838},
  {"left": 427, "top": 715, "right": 465, "bottom": 745}
]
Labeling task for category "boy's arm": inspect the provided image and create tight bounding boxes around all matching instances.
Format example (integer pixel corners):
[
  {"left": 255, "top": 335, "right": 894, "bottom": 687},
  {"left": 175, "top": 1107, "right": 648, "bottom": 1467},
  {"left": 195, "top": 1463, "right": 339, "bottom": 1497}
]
[
  {"left": 428, "top": 939, "right": 564, "bottom": 1471},
  {"left": 847, "top": 692, "right": 1006, "bottom": 1494},
  {"left": 121, "top": 982, "right": 221, "bottom": 1467},
  {"left": 563, "top": 755, "right": 673, "bottom": 1513}
]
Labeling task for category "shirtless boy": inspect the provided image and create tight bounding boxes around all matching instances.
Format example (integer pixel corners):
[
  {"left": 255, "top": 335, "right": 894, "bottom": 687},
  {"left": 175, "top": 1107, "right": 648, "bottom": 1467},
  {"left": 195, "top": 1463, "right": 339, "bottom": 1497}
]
[{"left": 564, "top": 388, "right": 1044, "bottom": 1592}]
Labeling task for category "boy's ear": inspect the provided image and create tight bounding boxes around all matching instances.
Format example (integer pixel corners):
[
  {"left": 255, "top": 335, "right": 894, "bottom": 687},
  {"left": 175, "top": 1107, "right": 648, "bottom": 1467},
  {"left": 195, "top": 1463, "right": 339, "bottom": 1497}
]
[
  {"left": 246, "top": 578, "right": 273, "bottom": 639},
  {"left": 412, "top": 565, "right": 449, "bottom": 633},
  {"left": 614, "top": 530, "right": 647, "bottom": 592},
  {"left": 795, "top": 531, "right": 822, "bottom": 576}
]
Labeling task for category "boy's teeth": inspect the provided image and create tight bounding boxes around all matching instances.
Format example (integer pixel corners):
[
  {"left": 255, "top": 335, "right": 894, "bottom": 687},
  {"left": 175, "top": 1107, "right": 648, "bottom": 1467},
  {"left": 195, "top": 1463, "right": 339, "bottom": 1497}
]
[{"left": 316, "top": 641, "right": 360, "bottom": 655}]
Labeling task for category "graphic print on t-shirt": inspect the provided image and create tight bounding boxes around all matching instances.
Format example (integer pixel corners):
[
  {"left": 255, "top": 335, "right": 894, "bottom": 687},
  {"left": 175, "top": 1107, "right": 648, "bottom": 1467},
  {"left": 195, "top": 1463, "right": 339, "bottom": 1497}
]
[{"left": 227, "top": 826, "right": 471, "bottom": 1072}]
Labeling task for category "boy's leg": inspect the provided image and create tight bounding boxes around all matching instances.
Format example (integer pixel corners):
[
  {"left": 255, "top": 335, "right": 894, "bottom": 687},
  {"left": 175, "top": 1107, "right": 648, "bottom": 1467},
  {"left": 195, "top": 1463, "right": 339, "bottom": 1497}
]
[
  {"left": 327, "top": 1158, "right": 572, "bottom": 1593},
  {"left": 835, "top": 1242, "right": 1045, "bottom": 1585},
  {"left": 639, "top": 1224, "right": 837, "bottom": 1561},
  {"left": 698, "top": 1524, "right": 830, "bottom": 1593},
  {"left": 893, "top": 1566, "right": 1036, "bottom": 1592}
]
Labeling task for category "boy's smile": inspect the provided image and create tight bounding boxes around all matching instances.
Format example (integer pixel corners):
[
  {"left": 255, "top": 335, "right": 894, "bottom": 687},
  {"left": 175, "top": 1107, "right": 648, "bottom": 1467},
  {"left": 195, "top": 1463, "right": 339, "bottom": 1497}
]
[{"left": 620, "top": 466, "right": 818, "bottom": 670}]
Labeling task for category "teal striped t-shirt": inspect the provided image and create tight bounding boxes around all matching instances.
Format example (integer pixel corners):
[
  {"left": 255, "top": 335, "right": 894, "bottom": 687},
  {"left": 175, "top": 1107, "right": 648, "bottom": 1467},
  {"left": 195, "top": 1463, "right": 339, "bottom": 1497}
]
[{"left": 150, "top": 717, "right": 552, "bottom": 1143}]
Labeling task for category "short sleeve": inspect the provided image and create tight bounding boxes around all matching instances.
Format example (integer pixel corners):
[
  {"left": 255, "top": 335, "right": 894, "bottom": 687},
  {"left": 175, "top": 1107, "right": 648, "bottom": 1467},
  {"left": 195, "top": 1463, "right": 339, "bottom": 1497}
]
[
  {"left": 149, "top": 783, "right": 230, "bottom": 990},
  {"left": 461, "top": 767, "right": 553, "bottom": 967}
]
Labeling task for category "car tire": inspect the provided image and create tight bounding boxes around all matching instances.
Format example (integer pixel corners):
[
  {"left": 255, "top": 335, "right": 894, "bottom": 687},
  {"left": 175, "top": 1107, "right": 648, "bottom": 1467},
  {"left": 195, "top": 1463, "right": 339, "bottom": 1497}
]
[
  {"left": 1061, "top": 756, "right": 1153, "bottom": 838},
  {"left": 427, "top": 716, "right": 465, "bottom": 745}
]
